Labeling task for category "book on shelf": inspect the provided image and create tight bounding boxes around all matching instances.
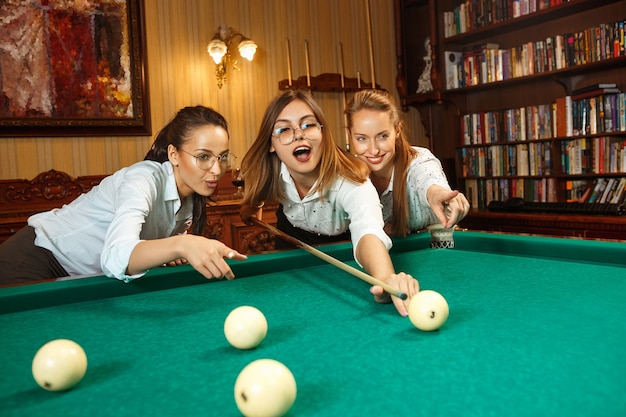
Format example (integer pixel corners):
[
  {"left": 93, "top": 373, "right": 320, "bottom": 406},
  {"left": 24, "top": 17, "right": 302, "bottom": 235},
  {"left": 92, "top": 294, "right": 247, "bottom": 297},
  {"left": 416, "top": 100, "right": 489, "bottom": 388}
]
[
  {"left": 599, "top": 178, "right": 616, "bottom": 204},
  {"left": 589, "top": 97, "right": 597, "bottom": 135},
  {"left": 444, "top": 51, "right": 463, "bottom": 90},
  {"left": 612, "top": 178, "right": 626, "bottom": 204},
  {"left": 554, "top": 96, "right": 573, "bottom": 137},
  {"left": 588, "top": 178, "right": 608, "bottom": 203}
]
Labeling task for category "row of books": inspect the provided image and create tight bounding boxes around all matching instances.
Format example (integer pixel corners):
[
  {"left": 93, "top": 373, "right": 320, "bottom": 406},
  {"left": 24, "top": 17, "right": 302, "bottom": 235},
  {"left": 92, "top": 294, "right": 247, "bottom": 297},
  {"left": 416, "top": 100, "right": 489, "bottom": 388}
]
[
  {"left": 556, "top": 92, "right": 625, "bottom": 138},
  {"left": 444, "top": 19, "right": 625, "bottom": 89},
  {"left": 463, "top": 175, "right": 626, "bottom": 208},
  {"left": 570, "top": 177, "right": 626, "bottom": 204},
  {"left": 461, "top": 104, "right": 553, "bottom": 144},
  {"left": 443, "top": 0, "right": 570, "bottom": 38},
  {"left": 460, "top": 142, "right": 552, "bottom": 178},
  {"left": 460, "top": 135, "right": 625, "bottom": 179},
  {"left": 561, "top": 137, "right": 626, "bottom": 175},
  {"left": 461, "top": 90, "right": 626, "bottom": 145},
  {"left": 465, "top": 177, "right": 557, "bottom": 210}
]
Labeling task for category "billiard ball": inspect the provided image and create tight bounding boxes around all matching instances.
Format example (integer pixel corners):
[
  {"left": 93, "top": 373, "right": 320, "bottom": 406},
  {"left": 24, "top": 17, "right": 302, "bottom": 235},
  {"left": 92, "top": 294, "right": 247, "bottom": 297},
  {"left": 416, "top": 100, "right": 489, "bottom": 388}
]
[
  {"left": 234, "top": 359, "right": 297, "bottom": 417},
  {"left": 32, "top": 339, "right": 88, "bottom": 391},
  {"left": 224, "top": 306, "right": 268, "bottom": 349},
  {"left": 408, "top": 290, "right": 449, "bottom": 331}
]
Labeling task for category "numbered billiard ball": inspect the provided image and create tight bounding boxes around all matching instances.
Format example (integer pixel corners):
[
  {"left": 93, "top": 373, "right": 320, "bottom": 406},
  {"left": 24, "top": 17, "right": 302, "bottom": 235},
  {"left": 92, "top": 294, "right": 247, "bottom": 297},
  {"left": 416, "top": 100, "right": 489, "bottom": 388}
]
[
  {"left": 32, "top": 339, "right": 88, "bottom": 391},
  {"left": 234, "top": 359, "right": 297, "bottom": 417},
  {"left": 408, "top": 290, "right": 449, "bottom": 331},
  {"left": 224, "top": 306, "right": 268, "bottom": 349}
]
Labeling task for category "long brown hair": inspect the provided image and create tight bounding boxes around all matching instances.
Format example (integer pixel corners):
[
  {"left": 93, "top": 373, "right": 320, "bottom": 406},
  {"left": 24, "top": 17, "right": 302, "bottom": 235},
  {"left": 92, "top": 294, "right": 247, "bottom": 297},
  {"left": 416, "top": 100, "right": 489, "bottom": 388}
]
[
  {"left": 241, "top": 89, "right": 369, "bottom": 207},
  {"left": 144, "top": 105, "right": 229, "bottom": 235},
  {"left": 345, "top": 89, "right": 417, "bottom": 237}
]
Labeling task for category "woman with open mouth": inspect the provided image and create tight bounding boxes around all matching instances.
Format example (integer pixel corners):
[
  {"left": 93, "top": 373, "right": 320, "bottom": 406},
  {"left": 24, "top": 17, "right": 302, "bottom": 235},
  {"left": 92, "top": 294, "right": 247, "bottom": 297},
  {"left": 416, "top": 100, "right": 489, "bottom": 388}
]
[{"left": 240, "top": 89, "right": 419, "bottom": 317}]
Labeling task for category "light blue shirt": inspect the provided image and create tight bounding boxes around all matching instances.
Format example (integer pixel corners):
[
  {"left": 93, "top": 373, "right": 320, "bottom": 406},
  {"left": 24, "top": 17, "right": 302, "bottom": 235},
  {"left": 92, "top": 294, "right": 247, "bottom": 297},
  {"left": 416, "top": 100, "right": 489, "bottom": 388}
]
[
  {"left": 28, "top": 161, "right": 193, "bottom": 281},
  {"left": 380, "top": 147, "right": 451, "bottom": 231},
  {"left": 278, "top": 162, "right": 392, "bottom": 264}
]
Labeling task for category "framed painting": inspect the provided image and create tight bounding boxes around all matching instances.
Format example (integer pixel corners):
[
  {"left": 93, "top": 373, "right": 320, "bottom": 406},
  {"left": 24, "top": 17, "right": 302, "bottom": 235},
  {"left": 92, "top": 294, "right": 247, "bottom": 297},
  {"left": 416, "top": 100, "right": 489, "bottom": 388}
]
[{"left": 0, "top": 0, "right": 150, "bottom": 137}]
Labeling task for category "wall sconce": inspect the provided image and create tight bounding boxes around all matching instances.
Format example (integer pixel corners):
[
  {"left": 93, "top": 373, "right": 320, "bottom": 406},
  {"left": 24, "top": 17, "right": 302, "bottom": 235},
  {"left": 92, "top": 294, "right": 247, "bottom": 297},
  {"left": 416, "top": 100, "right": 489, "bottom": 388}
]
[{"left": 207, "top": 24, "right": 257, "bottom": 89}]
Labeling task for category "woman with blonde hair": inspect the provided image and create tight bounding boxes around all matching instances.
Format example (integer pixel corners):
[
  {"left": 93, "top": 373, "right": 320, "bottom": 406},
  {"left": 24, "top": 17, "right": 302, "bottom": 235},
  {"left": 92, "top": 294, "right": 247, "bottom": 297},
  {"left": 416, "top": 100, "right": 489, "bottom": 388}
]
[{"left": 345, "top": 89, "right": 470, "bottom": 237}]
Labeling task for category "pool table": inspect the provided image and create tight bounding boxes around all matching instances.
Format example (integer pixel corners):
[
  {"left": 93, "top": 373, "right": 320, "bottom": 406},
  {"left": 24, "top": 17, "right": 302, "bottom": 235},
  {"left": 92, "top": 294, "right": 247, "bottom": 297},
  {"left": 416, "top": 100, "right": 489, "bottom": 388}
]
[{"left": 1, "top": 231, "right": 625, "bottom": 417}]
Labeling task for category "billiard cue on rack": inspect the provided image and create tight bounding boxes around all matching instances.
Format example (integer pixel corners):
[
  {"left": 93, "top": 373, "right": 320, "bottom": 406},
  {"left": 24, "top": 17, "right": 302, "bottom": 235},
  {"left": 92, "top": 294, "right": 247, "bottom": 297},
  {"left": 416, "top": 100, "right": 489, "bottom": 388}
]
[
  {"left": 338, "top": 41, "right": 350, "bottom": 153},
  {"left": 251, "top": 218, "right": 407, "bottom": 300},
  {"left": 364, "top": 0, "right": 376, "bottom": 88}
]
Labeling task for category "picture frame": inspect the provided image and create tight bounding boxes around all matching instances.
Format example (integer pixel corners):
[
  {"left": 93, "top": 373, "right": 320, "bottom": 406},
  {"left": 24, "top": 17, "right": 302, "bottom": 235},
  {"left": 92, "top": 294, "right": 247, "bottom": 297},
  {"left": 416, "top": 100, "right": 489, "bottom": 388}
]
[{"left": 0, "top": 0, "right": 151, "bottom": 137}]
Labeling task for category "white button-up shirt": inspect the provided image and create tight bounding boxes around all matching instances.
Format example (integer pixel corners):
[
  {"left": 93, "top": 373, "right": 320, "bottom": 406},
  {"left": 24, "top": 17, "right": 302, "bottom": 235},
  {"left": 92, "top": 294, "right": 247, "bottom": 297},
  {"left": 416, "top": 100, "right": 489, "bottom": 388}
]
[
  {"left": 278, "top": 163, "right": 392, "bottom": 263},
  {"left": 29, "top": 161, "right": 192, "bottom": 281},
  {"left": 379, "top": 147, "right": 451, "bottom": 231}
]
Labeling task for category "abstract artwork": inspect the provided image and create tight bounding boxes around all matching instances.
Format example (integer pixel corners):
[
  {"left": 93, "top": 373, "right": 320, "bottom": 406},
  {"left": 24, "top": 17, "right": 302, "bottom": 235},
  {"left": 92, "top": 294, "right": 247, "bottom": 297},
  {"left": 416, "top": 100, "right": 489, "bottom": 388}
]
[{"left": 0, "top": 0, "right": 150, "bottom": 136}]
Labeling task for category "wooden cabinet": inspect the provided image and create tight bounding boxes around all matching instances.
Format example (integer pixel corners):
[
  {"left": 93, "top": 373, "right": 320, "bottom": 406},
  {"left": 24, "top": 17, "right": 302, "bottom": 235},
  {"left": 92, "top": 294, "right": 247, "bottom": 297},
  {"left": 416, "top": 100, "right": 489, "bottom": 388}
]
[
  {"left": 395, "top": 0, "right": 626, "bottom": 239},
  {"left": 204, "top": 198, "right": 278, "bottom": 254},
  {"left": 202, "top": 172, "right": 279, "bottom": 254},
  {"left": 394, "top": 0, "right": 443, "bottom": 104}
]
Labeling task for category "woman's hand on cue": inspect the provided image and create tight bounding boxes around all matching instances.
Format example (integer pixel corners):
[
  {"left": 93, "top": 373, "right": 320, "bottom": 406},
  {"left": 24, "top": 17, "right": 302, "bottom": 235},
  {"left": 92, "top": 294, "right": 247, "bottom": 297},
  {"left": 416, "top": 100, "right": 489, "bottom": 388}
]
[{"left": 370, "top": 272, "right": 420, "bottom": 316}]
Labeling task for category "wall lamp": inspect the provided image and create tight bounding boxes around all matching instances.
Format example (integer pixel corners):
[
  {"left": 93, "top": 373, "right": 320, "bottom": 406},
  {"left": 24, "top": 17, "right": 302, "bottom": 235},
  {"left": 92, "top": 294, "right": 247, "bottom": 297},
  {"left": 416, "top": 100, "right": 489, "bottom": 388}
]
[{"left": 207, "top": 24, "right": 257, "bottom": 88}]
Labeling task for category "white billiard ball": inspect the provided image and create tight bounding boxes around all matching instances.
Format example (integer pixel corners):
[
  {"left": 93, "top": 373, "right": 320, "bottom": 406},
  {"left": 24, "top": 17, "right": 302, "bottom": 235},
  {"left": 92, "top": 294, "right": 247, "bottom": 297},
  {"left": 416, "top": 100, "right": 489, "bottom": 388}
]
[
  {"left": 224, "top": 306, "right": 268, "bottom": 349},
  {"left": 32, "top": 339, "right": 88, "bottom": 391},
  {"left": 408, "top": 290, "right": 449, "bottom": 331},
  {"left": 234, "top": 359, "right": 297, "bottom": 417}
]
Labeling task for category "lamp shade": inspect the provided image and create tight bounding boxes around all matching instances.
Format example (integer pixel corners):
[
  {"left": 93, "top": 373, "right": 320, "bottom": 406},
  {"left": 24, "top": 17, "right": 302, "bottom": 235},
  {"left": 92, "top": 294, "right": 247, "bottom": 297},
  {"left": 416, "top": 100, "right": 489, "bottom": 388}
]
[
  {"left": 238, "top": 39, "right": 257, "bottom": 61},
  {"left": 208, "top": 38, "right": 228, "bottom": 64}
]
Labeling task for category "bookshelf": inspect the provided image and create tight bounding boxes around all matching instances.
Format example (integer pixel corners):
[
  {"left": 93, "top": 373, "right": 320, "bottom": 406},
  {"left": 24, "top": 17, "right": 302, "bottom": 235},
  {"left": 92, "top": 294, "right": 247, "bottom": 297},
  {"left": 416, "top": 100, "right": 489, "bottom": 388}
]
[{"left": 394, "top": 0, "right": 626, "bottom": 239}]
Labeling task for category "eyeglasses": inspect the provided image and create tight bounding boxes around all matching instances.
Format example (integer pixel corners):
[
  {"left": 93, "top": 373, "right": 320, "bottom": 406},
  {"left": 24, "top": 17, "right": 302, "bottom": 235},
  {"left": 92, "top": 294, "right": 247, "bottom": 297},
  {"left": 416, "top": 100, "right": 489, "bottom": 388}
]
[
  {"left": 179, "top": 148, "right": 237, "bottom": 170},
  {"left": 272, "top": 121, "right": 323, "bottom": 145}
]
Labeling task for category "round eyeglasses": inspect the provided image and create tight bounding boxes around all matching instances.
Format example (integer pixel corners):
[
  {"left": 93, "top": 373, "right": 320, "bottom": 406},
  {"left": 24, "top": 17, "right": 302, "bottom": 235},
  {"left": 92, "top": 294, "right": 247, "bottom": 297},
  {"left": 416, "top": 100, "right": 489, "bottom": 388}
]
[
  {"left": 272, "top": 121, "right": 323, "bottom": 145},
  {"left": 179, "top": 149, "right": 237, "bottom": 170}
]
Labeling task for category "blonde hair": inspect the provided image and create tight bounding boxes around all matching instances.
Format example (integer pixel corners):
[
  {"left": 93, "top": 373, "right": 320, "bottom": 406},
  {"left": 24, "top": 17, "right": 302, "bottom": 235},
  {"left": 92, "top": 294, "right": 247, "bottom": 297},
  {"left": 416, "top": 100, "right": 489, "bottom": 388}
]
[
  {"left": 242, "top": 89, "right": 369, "bottom": 207},
  {"left": 345, "top": 89, "right": 417, "bottom": 237}
]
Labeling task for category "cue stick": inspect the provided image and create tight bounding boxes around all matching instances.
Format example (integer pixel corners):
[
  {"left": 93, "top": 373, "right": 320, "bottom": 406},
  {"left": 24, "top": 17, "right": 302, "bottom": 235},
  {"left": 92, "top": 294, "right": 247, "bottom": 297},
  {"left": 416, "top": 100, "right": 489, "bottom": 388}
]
[
  {"left": 251, "top": 218, "right": 408, "bottom": 300},
  {"left": 286, "top": 38, "right": 293, "bottom": 87},
  {"left": 304, "top": 39, "right": 311, "bottom": 87},
  {"left": 338, "top": 41, "right": 350, "bottom": 152},
  {"left": 364, "top": 0, "right": 376, "bottom": 88}
]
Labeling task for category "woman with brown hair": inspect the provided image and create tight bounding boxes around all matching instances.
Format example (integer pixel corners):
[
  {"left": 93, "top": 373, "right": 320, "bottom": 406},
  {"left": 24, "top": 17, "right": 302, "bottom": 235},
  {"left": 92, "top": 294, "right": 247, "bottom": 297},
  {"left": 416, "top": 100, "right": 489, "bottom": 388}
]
[{"left": 241, "top": 89, "right": 419, "bottom": 316}]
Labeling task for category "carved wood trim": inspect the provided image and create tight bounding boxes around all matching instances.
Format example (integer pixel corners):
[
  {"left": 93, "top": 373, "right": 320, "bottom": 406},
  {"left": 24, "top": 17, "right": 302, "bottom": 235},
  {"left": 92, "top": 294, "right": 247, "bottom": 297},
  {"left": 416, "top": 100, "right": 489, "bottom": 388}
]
[{"left": 0, "top": 170, "right": 105, "bottom": 216}]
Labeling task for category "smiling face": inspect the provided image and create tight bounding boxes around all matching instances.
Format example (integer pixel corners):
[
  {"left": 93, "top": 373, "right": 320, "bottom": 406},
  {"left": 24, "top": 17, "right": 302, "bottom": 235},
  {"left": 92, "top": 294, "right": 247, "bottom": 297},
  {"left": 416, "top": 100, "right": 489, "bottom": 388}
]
[
  {"left": 269, "top": 99, "right": 323, "bottom": 185},
  {"left": 168, "top": 124, "right": 230, "bottom": 199},
  {"left": 349, "top": 108, "right": 396, "bottom": 180}
]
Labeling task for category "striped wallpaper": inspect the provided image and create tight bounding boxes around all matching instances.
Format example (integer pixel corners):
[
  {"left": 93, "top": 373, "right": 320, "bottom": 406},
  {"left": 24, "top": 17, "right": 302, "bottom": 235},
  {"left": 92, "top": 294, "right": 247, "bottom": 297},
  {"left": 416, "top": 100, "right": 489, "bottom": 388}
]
[{"left": 0, "top": 0, "right": 426, "bottom": 180}]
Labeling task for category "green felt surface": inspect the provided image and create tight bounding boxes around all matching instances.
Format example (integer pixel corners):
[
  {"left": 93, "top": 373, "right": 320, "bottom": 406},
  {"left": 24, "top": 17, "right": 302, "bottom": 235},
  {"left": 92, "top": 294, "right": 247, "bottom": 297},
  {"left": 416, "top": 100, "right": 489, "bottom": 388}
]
[{"left": 1, "top": 232, "right": 625, "bottom": 417}]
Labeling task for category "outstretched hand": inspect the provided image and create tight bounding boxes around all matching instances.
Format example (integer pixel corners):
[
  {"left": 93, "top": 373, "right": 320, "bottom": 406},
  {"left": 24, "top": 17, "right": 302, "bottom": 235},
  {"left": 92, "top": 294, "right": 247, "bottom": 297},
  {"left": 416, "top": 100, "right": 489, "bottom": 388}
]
[
  {"left": 181, "top": 235, "right": 247, "bottom": 280},
  {"left": 370, "top": 272, "right": 420, "bottom": 316},
  {"left": 427, "top": 186, "right": 470, "bottom": 228}
]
